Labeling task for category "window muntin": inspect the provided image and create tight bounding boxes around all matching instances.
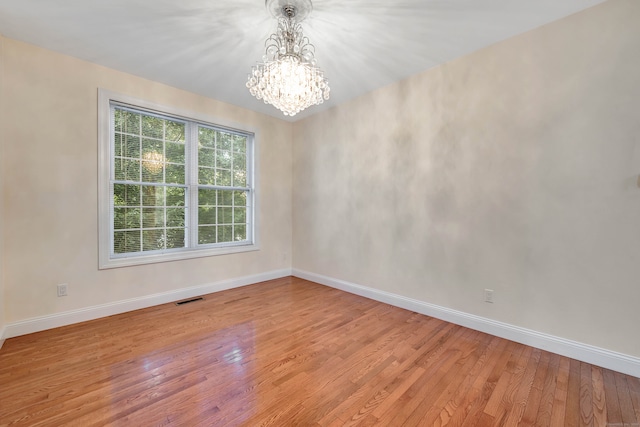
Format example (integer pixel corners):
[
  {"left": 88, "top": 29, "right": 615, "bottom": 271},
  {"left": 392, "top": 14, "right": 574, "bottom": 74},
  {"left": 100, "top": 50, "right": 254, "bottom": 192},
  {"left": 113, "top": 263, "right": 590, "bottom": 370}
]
[{"left": 99, "top": 91, "right": 256, "bottom": 268}]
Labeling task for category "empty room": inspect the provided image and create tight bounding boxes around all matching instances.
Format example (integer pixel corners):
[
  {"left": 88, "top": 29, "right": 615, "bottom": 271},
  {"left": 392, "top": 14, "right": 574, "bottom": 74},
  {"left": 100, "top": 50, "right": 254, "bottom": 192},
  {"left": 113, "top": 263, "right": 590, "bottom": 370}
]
[{"left": 1, "top": 0, "right": 639, "bottom": 425}]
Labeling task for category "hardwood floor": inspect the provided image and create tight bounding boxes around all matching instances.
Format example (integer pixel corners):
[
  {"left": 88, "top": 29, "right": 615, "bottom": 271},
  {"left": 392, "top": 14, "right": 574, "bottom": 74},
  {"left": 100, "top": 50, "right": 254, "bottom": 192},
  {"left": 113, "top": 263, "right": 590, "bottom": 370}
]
[{"left": 1, "top": 276, "right": 639, "bottom": 426}]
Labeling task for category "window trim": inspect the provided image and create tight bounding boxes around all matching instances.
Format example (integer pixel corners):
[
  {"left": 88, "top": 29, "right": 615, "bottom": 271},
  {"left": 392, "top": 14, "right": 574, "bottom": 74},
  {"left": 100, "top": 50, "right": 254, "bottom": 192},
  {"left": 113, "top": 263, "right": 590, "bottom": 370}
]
[{"left": 98, "top": 89, "right": 259, "bottom": 269}]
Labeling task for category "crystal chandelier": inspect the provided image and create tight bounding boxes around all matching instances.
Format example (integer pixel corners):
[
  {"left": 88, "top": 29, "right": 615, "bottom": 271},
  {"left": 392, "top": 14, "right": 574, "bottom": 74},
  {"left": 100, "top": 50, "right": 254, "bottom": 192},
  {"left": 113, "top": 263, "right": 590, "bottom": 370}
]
[{"left": 247, "top": 0, "right": 330, "bottom": 117}]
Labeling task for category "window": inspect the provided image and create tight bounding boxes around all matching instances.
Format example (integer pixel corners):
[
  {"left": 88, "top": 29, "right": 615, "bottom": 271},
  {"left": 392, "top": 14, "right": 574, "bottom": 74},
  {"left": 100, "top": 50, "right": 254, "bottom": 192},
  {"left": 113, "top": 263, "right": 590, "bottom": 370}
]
[{"left": 98, "top": 90, "right": 256, "bottom": 268}]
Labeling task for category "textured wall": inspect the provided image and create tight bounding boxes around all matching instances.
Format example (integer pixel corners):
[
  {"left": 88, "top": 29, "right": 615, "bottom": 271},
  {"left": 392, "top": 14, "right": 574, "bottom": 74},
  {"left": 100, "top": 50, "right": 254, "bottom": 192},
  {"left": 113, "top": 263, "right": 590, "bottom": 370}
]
[
  {"left": 293, "top": 0, "right": 640, "bottom": 357},
  {"left": 0, "top": 37, "right": 292, "bottom": 323},
  {"left": 0, "top": 35, "right": 5, "bottom": 339}
]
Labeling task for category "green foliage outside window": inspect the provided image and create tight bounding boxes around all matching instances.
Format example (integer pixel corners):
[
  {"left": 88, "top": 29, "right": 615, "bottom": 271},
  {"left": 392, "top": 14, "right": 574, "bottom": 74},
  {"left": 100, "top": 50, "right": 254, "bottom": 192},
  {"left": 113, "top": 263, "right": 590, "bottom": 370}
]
[{"left": 111, "top": 107, "right": 250, "bottom": 256}]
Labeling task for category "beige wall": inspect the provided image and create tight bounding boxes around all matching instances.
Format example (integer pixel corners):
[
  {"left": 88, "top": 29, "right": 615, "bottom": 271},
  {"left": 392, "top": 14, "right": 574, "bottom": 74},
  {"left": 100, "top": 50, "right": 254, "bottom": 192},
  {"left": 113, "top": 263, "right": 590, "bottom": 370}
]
[
  {"left": 0, "top": 35, "right": 5, "bottom": 341},
  {"left": 293, "top": 0, "right": 640, "bottom": 357},
  {"left": 0, "top": 37, "right": 292, "bottom": 323}
]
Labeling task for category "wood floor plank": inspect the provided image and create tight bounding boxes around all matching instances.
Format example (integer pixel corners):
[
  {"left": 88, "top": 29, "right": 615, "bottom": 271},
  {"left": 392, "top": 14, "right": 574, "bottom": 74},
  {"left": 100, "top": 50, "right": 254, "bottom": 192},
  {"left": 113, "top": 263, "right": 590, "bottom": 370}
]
[
  {"left": 404, "top": 331, "right": 491, "bottom": 426},
  {"left": 375, "top": 327, "right": 471, "bottom": 426},
  {"left": 0, "top": 276, "right": 638, "bottom": 426},
  {"left": 502, "top": 347, "right": 542, "bottom": 426},
  {"left": 534, "top": 352, "right": 561, "bottom": 426},
  {"left": 443, "top": 336, "right": 509, "bottom": 426},
  {"left": 318, "top": 324, "right": 463, "bottom": 426},
  {"left": 400, "top": 331, "right": 480, "bottom": 425},
  {"left": 562, "top": 358, "right": 580, "bottom": 426},
  {"left": 482, "top": 343, "right": 527, "bottom": 417},
  {"left": 591, "top": 366, "right": 608, "bottom": 427},
  {"left": 603, "top": 366, "right": 624, "bottom": 425},
  {"left": 519, "top": 350, "right": 550, "bottom": 425},
  {"left": 458, "top": 340, "right": 522, "bottom": 427},
  {"left": 579, "top": 361, "right": 595, "bottom": 427},
  {"left": 628, "top": 373, "right": 640, "bottom": 424},
  {"left": 549, "top": 356, "right": 571, "bottom": 425},
  {"left": 422, "top": 334, "right": 499, "bottom": 426},
  {"left": 615, "top": 371, "right": 639, "bottom": 425}
]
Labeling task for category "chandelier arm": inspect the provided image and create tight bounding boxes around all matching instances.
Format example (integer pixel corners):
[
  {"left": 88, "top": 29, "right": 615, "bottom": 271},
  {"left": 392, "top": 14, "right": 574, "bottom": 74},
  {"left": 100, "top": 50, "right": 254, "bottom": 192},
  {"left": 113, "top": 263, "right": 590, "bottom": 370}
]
[
  {"left": 265, "top": 34, "right": 279, "bottom": 44},
  {"left": 264, "top": 34, "right": 282, "bottom": 58},
  {"left": 265, "top": 38, "right": 280, "bottom": 50},
  {"left": 299, "top": 38, "right": 315, "bottom": 54}
]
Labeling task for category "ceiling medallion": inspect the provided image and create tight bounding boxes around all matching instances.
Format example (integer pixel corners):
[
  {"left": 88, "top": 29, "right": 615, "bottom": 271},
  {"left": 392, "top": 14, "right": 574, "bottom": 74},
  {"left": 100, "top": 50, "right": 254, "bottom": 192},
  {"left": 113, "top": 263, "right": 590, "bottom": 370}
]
[{"left": 246, "top": 0, "right": 330, "bottom": 116}]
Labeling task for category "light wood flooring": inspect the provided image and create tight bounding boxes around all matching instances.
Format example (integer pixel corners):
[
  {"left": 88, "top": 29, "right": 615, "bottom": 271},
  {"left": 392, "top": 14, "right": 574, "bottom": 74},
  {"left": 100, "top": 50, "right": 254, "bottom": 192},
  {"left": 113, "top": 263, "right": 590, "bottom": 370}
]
[{"left": 1, "top": 276, "right": 639, "bottom": 426}]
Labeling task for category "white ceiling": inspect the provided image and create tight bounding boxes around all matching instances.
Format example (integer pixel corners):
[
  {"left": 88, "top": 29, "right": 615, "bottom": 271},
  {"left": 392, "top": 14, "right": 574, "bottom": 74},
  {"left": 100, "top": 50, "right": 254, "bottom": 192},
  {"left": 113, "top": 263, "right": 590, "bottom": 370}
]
[{"left": 0, "top": 0, "right": 605, "bottom": 122}]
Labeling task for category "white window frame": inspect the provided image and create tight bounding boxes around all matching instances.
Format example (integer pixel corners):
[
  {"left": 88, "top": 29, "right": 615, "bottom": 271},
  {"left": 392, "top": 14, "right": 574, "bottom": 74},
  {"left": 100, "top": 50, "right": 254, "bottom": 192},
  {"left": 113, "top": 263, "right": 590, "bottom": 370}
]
[{"left": 98, "top": 89, "right": 258, "bottom": 269}]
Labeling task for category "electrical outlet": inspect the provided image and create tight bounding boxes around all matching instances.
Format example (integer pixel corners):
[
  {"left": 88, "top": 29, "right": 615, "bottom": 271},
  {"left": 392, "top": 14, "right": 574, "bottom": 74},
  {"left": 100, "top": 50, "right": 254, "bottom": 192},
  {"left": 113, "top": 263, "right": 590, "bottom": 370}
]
[
  {"left": 57, "top": 283, "right": 68, "bottom": 297},
  {"left": 484, "top": 289, "right": 494, "bottom": 303}
]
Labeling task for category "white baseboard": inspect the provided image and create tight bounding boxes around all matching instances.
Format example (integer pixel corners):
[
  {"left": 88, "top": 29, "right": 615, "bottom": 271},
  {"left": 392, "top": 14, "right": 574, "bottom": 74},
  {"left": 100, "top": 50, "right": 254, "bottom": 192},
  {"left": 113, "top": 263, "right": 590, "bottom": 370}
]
[
  {"left": 3, "top": 269, "right": 292, "bottom": 340},
  {"left": 0, "top": 326, "right": 5, "bottom": 350},
  {"left": 292, "top": 268, "right": 640, "bottom": 378}
]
